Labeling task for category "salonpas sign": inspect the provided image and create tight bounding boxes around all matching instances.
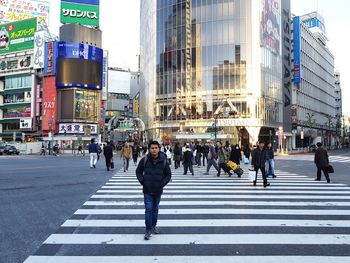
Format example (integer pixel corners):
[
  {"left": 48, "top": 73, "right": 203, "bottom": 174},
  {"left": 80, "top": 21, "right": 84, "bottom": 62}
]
[
  {"left": 60, "top": 1, "right": 100, "bottom": 27},
  {"left": 0, "top": 18, "right": 37, "bottom": 54}
]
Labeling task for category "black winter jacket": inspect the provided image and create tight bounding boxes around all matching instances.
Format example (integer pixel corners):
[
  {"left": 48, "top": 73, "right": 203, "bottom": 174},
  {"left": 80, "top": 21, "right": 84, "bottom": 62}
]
[
  {"left": 136, "top": 153, "right": 172, "bottom": 195},
  {"left": 230, "top": 148, "right": 242, "bottom": 164},
  {"left": 251, "top": 147, "right": 268, "bottom": 168},
  {"left": 314, "top": 147, "right": 329, "bottom": 168}
]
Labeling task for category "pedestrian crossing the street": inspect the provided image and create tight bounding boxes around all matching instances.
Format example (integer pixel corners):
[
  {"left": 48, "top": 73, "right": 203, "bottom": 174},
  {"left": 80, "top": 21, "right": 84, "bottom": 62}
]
[{"left": 25, "top": 163, "right": 350, "bottom": 262}]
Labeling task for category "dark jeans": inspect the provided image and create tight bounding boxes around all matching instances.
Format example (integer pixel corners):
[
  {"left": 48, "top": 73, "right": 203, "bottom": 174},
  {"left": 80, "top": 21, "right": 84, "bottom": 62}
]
[
  {"left": 202, "top": 153, "right": 208, "bottom": 166},
  {"left": 144, "top": 193, "right": 162, "bottom": 230},
  {"left": 206, "top": 159, "right": 219, "bottom": 173},
  {"left": 183, "top": 163, "right": 194, "bottom": 175},
  {"left": 255, "top": 166, "right": 268, "bottom": 186},
  {"left": 317, "top": 166, "right": 330, "bottom": 181},
  {"left": 123, "top": 158, "right": 130, "bottom": 171},
  {"left": 105, "top": 157, "right": 112, "bottom": 169},
  {"left": 218, "top": 163, "right": 231, "bottom": 176}
]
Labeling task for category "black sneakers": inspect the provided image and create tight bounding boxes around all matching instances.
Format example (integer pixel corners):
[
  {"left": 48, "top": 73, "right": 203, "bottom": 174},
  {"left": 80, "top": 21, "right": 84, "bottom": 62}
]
[{"left": 144, "top": 229, "right": 152, "bottom": 240}]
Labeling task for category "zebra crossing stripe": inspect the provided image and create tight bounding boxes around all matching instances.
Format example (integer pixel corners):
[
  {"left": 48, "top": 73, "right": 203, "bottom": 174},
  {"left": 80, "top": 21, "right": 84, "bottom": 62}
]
[
  {"left": 43, "top": 234, "right": 350, "bottom": 245},
  {"left": 90, "top": 194, "right": 350, "bottom": 200},
  {"left": 23, "top": 256, "right": 350, "bottom": 263},
  {"left": 83, "top": 200, "right": 350, "bottom": 207},
  {"left": 62, "top": 219, "right": 350, "bottom": 227},
  {"left": 74, "top": 208, "right": 350, "bottom": 216}
]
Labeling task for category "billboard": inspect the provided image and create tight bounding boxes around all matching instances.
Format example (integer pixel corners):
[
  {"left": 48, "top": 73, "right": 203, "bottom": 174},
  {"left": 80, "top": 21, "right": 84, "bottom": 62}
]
[
  {"left": 62, "top": 0, "right": 99, "bottom": 5},
  {"left": 33, "top": 31, "right": 45, "bottom": 69},
  {"left": 0, "top": 0, "right": 50, "bottom": 25},
  {"left": 20, "top": 118, "right": 32, "bottom": 129},
  {"left": 260, "top": 0, "right": 281, "bottom": 54},
  {"left": 102, "top": 50, "right": 108, "bottom": 100},
  {"left": 0, "top": 18, "right": 37, "bottom": 55},
  {"left": 44, "top": 41, "right": 58, "bottom": 76},
  {"left": 60, "top": 1, "right": 99, "bottom": 27},
  {"left": 0, "top": 55, "right": 32, "bottom": 75},
  {"left": 56, "top": 42, "right": 103, "bottom": 89},
  {"left": 59, "top": 123, "right": 98, "bottom": 134},
  {"left": 293, "top": 16, "right": 301, "bottom": 85},
  {"left": 42, "top": 76, "right": 57, "bottom": 131}
]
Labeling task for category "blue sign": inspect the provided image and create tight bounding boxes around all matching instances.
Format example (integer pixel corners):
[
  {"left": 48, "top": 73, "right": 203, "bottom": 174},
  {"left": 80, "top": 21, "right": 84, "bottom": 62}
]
[
  {"left": 57, "top": 41, "right": 103, "bottom": 62},
  {"left": 44, "top": 41, "right": 58, "bottom": 76},
  {"left": 302, "top": 17, "right": 325, "bottom": 33},
  {"left": 62, "top": 0, "right": 100, "bottom": 5},
  {"left": 293, "top": 16, "right": 301, "bottom": 85}
]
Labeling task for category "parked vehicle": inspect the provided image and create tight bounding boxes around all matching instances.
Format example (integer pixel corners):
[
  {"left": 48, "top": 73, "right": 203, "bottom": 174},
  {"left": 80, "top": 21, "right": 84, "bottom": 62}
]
[{"left": 3, "top": 145, "right": 20, "bottom": 155}]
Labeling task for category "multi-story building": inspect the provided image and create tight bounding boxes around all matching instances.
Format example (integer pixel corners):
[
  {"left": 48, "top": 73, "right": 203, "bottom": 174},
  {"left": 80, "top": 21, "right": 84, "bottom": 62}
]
[
  {"left": 291, "top": 12, "right": 337, "bottom": 148},
  {"left": 140, "top": 0, "right": 292, "bottom": 147}
]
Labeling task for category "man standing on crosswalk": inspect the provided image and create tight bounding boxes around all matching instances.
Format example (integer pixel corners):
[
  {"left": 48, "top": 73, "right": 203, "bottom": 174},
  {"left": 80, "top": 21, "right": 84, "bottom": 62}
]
[{"left": 136, "top": 140, "right": 172, "bottom": 240}]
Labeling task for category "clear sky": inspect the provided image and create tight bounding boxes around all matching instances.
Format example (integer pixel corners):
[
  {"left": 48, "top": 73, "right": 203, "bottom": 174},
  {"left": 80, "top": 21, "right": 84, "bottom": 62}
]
[{"left": 46, "top": 0, "right": 348, "bottom": 115}]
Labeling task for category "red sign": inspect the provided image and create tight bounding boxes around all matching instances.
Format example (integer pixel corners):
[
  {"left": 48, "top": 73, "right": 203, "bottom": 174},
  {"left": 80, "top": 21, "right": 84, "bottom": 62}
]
[{"left": 42, "top": 76, "right": 57, "bottom": 131}]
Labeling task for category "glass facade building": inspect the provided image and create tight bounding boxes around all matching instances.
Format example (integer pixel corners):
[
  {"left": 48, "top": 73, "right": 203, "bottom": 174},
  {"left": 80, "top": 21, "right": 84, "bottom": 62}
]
[{"left": 141, "top": 0, "right": 289, "bottom": 144}]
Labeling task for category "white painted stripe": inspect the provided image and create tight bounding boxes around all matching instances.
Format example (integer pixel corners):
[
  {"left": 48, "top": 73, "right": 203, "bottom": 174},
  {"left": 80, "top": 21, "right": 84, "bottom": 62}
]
[
  {"left": 23, "top": 256, "right": 350, "bottom": 263},
  {"left": 90, "top": 194, "right": 350, "bottom": 200},
  {"left": 74, "top": 208, "right": 350, "bottom": 216},
  {"left": 101, "top": 185, "right": 350, "bottom": 190},
  {"left": 97, "top": 189, "right": 350, "bottom": 194},
  {"left": 83, "top": 200, "right": 350, "bottom": 207},
  {"left": 44, "top": 234, "right": 350, "bottom": 245},
  {"left": 62, "top": 219, "right": 350, "bottom": 227},
  {"left": 105, "top": 182, "right": 345, "bottom": 186}
]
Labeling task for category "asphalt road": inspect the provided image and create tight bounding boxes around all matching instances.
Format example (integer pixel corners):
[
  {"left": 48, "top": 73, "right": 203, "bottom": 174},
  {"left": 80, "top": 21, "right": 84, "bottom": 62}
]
[{"left": 0, "top": 154, "right": 123, "bottom": 263}]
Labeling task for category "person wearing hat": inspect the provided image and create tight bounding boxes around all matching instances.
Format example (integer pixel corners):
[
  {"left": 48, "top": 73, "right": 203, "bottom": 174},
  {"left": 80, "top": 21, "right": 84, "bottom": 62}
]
[{"left": 314, "top": 142, "right": 331, "bottom": 183}]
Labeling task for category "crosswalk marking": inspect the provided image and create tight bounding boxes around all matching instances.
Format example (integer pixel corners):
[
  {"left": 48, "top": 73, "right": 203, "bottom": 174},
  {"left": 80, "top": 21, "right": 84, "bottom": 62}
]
[
  {"left": 24, "top": 167, "right": 350, "bottom": 262},
  {"left": 44, "top": 234, "right": 350, "bottom": 245}
]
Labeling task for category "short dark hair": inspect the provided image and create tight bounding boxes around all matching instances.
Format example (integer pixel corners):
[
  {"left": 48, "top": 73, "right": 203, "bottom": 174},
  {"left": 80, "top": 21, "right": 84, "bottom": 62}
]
[
  {"left": 316, "top": 142, "right": 322, "bottom": 147},
  {"left": 259, "top": 140, "right": 265, "bottom": 144},
  {"left": 148, "top": 140, "right": 160, "bottom": 149}
]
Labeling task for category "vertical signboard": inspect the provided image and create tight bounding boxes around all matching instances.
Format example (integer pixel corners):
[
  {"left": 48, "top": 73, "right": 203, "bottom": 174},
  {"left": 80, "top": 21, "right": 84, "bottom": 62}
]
[
  {"left": 44, "top": 41, "right": 58, "bottom": 76},
  {"left": 0, "top": 18, "right": 37, "bottom": 54},
  {"left": 102, "top": 50, "right": 108, "bottom": 100},
  {"left": 33, "top": 31, "right": 45, "bottom": 69},
  {"left": 293, "top": 16, "right": 301, "bottom": 85},
  {"left": 42, "top": 77, "right": 57, "bottom": 131},
  {"left": 281, "top": 0, "right": 292, "bottom": 133}
]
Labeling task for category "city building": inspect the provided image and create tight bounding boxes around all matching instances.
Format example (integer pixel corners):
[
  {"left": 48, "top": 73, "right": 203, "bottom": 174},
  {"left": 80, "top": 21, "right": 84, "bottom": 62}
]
[
  {"left": 291, "top": 12, "right": 337, "bottom": 148},
  {"left": 140, "top": 0, "right": 292, "bottom": 147}
]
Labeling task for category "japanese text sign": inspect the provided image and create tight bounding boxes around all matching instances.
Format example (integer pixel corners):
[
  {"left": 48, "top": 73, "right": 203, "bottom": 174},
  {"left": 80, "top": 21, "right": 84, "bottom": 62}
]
[{"left": 60, "top": 1, "right": 99, "bottom": 27}]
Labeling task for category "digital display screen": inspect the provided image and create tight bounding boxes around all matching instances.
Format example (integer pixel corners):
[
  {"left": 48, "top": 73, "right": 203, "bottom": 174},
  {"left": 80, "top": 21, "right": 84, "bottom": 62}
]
[{"left": 56, "top": 58, "right": 102, "bottom": 89}]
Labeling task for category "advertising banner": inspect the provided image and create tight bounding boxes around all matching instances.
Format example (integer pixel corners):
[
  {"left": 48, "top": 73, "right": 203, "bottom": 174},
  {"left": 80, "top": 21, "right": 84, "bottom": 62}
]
[
  {"left": 60, "top": 1, "right": 99, "bottom": 27},
  {"left": 4, "top": 106, "right": 31, "bottom": 118},
  {"left": 0, "top": 55, "right": 32, "bottom": 75},
  {"left": 260, "top": 0, "right": 281, "bottom": 54},
  {"left": 44, "top": 41, "right": 58, "bottom": 76},
  {"left": 59, "top": 123, "right": 98, "bottom": 134},
  {"left": 0, "top": 0, "right": 50, "bottom": 25},
  {"left": 133, "top": 93, "right": 140, "bottom": 117},
  {"left": 57, "top": 41, "right": 103, "bottom": 62},
  {"left": 0, "top": 18, "right": 37, "bottom": 55},
  {"left": 293, "top": 16, "right": 301, "bottom": 85},
  {"left": 102, "top": 50, "right": 108, "bottom": 100},
  {"left": 33, "top": 31, "right": 45, "bottom": 69},
  {"left": 42, "top": 76, "right": 57, "bottom": 131}
]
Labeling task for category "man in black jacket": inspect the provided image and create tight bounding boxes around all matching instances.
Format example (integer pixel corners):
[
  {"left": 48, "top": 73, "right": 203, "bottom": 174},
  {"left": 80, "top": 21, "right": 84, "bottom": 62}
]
[
  {"left": 136, "top": 140, "right": 172, "bottom": 240},
  {"left": 251, "top": 140, "right": 270, "bottom": 187},
  {"left": 314, "top": 142, "right": 330, "bottom": 183},
  {"left": 103, "top": 142, "right": 114, "bottom": 171}
]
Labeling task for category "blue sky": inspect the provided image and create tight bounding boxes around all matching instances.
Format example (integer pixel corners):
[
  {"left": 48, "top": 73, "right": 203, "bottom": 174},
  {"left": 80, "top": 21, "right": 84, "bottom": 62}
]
[{"left": 46, "top": 0, "right": 349, "bottom": 115}]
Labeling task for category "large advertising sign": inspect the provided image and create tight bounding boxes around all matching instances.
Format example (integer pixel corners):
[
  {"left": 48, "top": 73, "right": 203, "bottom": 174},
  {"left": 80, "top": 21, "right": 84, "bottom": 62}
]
[
  {"left": 42, "top": 76, "right": 57, "bottom": 131},
  {"left": 260, "top": 0, "right": 281, "bottom": 55},
  {"left": 62, "top": 0, "right": 99, "bottom": 5},
  {"left": 293, "top": 16, "right": 301, "bottom": 85},
  {"left": 33, "top": 31, "right": 45, "bottom": 69},
  {"left": 0, "top": 55, "right": 32, "bottom": 75},
  {"left": 0, "top": 0, "right": 50, "bottom": 25},
  {"left": 56, "top": 41, "right": 103, "bottom": 89},
  {"left": 44, "top": 41, "right": 58, "bottom": 76},
  {"left": 0, "top": 18, "right": 37, "bottom": 55},
  {"left": 60, "top": 1, "right": 99, "bottom": 27},
  {"left": 102, "top": 50, "right": 108, "bottom": 100}
]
